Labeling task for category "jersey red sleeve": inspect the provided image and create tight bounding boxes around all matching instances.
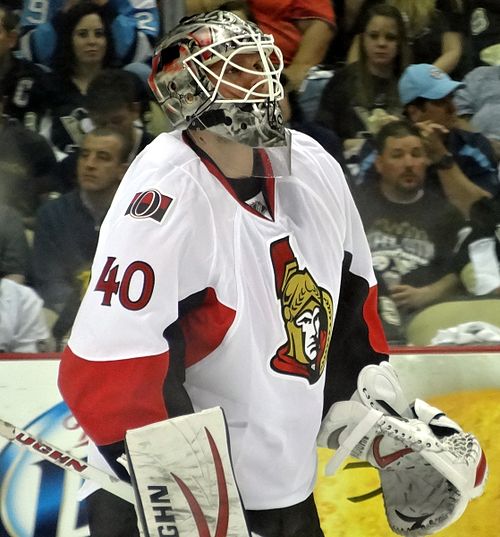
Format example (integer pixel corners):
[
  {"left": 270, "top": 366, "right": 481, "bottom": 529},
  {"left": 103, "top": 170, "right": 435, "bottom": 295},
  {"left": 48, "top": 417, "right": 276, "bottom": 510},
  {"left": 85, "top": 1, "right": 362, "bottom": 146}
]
[
  {"left": 58, "top": 347, "right": 170, "bottom": 445},
  {"left": 58, "top": 287, "right": 237, "bottom": 446},
  {"left": 179, "top": 287, "right": 237, "bottom": 368}
]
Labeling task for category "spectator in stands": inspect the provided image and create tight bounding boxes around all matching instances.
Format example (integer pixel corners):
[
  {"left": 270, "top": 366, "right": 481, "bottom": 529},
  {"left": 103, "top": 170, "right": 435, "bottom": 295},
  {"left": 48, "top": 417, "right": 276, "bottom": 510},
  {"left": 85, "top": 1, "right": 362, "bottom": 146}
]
[
  {"left": 354, "top": 120, "right": 465, "bottom": 343},
  {"left": 0, "top": 78, "right": 58, "bottom": 227},
  {"left": 399, "top": 63, "right": 499, "bottom": 209},
  {"left": 348, "top": 0, "right": 466, "bottom": 77},
  {"left": 55, "top": 68, "right": 155, "bottom": 191},
  {"left": 317, "top": 3, "right": 409, "bottom": 143},
  {"left": 466, "top": 0, "right": 500, "bottom": 69},
  {"left": 0, "top": 276, "right": 51, "bottom": 352},
  {"left": 352, "top": 63, "right": 499, "bottom": 214},
  {"left": 0, "top": 3, "right": 51, "bottom": 130},
  {"left": 0, "top": 204, "right": 30, "bottom": 284},
  {"left": 454, "top": 64, "right": 500, "bottom": 159},
  {"left": 19, "top": 0, "right": 159, "bottom": 68},
  {"left": 87, "top": 67, "right": 153, "bottom": 151},
  {"left": 246, "top": 0, "right": 335, "bottom": 94},
  {"left": 33, "top": 127, "right": 131, "bottom": 347},
  {"left": 254, "top": 0, "right": 337, "bottom": 120},
  {"left": 45, "top": 1, "right": 117, "bottom": 157},
  {"left": 455, "top": 192, "right": 500, "bottom": 297}
]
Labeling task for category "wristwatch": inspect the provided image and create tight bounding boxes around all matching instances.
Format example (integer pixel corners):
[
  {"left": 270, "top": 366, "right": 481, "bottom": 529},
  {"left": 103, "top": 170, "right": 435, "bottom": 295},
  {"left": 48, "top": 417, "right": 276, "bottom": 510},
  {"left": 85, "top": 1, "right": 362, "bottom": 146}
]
[{"left": 435, "top": 153, "right": 455, "bottom": 170}]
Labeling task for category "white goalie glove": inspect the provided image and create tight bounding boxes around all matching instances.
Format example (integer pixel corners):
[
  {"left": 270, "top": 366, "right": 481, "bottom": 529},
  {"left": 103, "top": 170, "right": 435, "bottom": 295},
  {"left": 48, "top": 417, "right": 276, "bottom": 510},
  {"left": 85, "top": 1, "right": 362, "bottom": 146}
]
[{"left": 317, "top": 361, "right": 488, "bottom": 536}]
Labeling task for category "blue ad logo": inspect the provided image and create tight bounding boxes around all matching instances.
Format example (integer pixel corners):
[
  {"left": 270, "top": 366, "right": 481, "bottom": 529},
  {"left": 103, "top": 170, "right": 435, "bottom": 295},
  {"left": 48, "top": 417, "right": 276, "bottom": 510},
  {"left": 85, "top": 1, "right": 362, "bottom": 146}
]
[{"left": 0, "top": 402, "right": 89, "bottom": 536}]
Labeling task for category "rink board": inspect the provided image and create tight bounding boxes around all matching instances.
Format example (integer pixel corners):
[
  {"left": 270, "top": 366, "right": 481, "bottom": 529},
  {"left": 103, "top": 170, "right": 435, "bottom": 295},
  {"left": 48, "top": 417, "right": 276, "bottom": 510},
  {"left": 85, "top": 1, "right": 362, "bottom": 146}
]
[{"left": 0, "top": 349, "right": 499, "bottom": 536}]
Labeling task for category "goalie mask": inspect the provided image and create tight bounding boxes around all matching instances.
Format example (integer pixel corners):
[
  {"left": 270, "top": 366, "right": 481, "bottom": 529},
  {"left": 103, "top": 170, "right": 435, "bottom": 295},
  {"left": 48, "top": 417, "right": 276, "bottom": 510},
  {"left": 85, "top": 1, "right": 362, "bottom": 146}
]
[{"left": 149, "top": 10, "right": 286, "bottom": 149}]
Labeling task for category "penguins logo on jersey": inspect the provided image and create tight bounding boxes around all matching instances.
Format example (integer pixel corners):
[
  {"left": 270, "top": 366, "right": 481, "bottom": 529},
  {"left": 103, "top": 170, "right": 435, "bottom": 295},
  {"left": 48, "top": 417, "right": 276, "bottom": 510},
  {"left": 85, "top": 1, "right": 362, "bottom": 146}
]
[{"left": 270, "top": 237, "right": 334, "bottom": 384}]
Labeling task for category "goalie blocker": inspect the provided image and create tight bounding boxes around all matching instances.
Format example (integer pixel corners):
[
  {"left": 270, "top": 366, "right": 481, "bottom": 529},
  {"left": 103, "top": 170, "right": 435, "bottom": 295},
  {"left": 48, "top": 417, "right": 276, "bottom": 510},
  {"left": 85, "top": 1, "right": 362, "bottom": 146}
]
[
  {"left": 317, "top": 361, "right": 488, "bottom": 537},
  {"left": 125, "top": 407, "right": 250, "bottom": 537}
]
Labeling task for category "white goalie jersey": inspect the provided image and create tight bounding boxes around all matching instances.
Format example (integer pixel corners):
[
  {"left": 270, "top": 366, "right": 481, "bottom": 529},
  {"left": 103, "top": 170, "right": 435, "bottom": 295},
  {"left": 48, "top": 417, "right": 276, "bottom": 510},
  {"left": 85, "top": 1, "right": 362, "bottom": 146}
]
[{"left": 58, "top": 129, "right": 388, "bottom": 510}]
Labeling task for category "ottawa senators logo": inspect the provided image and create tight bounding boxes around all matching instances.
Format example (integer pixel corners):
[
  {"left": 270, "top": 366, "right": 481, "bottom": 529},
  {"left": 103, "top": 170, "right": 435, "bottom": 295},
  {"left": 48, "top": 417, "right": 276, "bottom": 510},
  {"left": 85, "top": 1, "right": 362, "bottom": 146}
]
[
  {"left": 270, "top": 237, "right": 334, "bottom": 384},
  {"left": 125, "top": 189, "right": 173, "bottom": 223}
]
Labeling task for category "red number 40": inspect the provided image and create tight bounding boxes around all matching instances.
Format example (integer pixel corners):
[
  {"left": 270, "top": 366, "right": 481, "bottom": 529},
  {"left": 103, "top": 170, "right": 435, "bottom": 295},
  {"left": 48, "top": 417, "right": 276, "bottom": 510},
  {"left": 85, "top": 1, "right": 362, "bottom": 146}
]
[{"left": 95, "top": 256, "right": 155, "bottom": 310}]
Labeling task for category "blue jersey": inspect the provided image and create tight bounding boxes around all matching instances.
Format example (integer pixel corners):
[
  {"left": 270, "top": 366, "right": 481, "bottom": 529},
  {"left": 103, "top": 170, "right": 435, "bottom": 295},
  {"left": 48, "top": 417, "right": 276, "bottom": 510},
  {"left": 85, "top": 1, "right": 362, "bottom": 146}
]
[{"left": 19, "top": 0, "right": 159, "bottom": 66}]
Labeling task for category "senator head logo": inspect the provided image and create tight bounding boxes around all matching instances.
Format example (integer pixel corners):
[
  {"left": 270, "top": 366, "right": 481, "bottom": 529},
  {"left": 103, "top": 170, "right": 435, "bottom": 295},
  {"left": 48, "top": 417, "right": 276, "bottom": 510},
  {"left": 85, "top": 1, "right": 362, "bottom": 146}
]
[{"left": 269, "top": 237, "right": 334, "bottom": 384}]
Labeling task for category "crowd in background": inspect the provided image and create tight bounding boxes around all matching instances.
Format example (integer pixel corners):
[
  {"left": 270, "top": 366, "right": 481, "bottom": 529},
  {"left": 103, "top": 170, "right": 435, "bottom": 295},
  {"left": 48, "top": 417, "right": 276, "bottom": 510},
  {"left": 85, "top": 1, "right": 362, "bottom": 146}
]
[{"left": 0, "top": 0, "right": 499, "bottom": 352}]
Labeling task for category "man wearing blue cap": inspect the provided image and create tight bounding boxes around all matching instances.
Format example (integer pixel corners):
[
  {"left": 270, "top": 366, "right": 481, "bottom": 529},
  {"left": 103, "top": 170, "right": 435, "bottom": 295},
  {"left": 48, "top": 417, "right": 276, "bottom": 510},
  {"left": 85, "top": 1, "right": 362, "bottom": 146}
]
[
  {"left": 398, "top": 63, "right": 465, "bottom": 113},
  {"left": 398, "top": 63, "right": 499, "bottom": 215}
]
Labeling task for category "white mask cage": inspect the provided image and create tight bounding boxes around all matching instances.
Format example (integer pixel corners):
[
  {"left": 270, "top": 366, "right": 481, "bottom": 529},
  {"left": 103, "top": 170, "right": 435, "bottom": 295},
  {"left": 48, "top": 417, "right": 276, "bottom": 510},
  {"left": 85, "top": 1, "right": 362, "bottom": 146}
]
[{"left": 149, "top": 10, "right": 287, "bottom": 149}]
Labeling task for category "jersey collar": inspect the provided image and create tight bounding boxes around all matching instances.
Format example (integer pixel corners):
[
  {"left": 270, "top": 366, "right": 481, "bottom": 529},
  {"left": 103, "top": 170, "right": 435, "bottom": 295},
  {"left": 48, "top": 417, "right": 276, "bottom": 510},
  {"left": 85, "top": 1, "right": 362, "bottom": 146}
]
[{"left": 182, "top": 131, "right": 276, "bottom": 221}]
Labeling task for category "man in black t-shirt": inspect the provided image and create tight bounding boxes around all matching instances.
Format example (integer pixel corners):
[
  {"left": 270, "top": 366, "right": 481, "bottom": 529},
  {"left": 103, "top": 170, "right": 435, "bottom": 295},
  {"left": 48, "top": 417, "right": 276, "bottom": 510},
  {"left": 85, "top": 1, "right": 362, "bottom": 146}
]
[
  {"left": 355, "top": 64, "right": 499, "bottom": 217},
  {"left": 354, "top": 119, "right": 465, "bottom": 342}
]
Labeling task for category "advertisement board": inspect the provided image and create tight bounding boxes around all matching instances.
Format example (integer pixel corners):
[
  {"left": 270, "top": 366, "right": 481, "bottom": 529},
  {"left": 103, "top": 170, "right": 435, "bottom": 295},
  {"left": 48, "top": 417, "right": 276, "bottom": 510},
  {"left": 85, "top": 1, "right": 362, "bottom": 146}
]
[
  {"left": 0, "top": 357, "right": 88, "bottom": 536},
  {"left": 1, "top": 350, "right": 499, "bottom": 536}
]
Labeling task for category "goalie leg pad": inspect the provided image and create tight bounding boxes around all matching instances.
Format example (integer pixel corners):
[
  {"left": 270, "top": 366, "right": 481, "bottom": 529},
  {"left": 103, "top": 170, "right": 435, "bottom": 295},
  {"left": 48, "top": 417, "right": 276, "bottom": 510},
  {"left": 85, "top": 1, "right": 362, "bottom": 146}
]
[{"left": 125, "top": 407, "right": 250, "bottom": 537}]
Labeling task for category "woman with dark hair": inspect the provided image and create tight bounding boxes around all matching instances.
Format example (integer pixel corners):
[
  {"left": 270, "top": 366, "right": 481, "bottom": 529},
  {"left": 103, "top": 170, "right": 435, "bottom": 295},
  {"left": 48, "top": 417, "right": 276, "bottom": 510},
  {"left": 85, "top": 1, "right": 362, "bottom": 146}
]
[
  {"left": 316, "top": 3, "right": 409, "bottom": 142},
  {"left": 46, "top": 1, "right": 117, "bottom": 157},
  {"left": 19, "top": 0, "right": 159, "bottom": 68},
  {"left": 347, "top": 0, "right": 466, "bottom": 77}
]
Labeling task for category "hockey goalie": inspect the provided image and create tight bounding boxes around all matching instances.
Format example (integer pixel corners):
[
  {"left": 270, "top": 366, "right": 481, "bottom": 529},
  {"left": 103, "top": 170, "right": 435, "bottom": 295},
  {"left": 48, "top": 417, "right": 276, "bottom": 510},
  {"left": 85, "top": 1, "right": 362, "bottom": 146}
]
[
  {"left": 121, "top": 360, "right": 486, "bottom": 537},
  {"left": 317, "top": 361, "right": 488, "bottom": 536}
]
